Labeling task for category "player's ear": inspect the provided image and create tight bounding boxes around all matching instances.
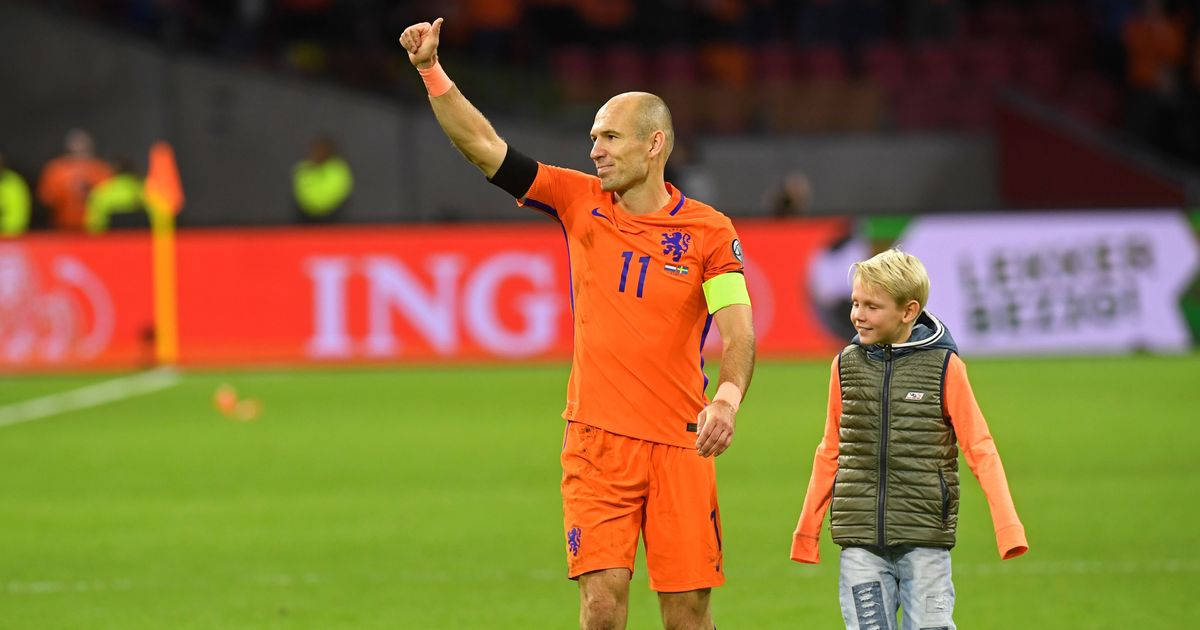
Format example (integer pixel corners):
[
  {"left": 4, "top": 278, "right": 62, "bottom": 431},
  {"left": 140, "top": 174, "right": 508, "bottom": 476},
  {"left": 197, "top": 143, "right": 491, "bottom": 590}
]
[
  {"left": 902, "top": 300, "right": 921, "bottom": 323},
  {"left": 648, "top": 130, "right": 666, "bottom": 159}
]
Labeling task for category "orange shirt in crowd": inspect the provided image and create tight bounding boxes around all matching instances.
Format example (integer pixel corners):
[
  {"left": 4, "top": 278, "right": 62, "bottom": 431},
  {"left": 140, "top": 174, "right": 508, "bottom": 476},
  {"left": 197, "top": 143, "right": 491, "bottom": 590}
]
[
  {"left": 1123, "top": 12, "right": 1185, "bottom": 90},
  {"left": 791, "top": 353, "right": 1028, "bottom": 563},
  {"left": 520, "top": 163, "right": 743, "bottom": 447},
  {"left": 37, "top": 156, "right": 113, "bottom": 230},
  {"left": 575, "top": 0, "right": 634, "bottom": 30},
  {"left": 464, "top": 0, "right": 523, "bottom": 30}
]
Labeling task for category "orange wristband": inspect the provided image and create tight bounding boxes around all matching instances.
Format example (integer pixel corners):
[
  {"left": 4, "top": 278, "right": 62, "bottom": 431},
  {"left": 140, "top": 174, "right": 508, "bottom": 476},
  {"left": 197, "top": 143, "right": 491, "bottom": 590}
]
[{"left": 418, "top": 61, "right": 454, "bottom": 98}]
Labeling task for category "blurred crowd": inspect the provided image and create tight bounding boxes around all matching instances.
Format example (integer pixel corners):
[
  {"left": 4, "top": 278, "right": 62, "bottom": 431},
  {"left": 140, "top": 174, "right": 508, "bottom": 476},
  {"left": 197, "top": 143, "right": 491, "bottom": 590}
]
[
  {"left": 1117, "top": 0, "right": 1200, "bottom": 161},
  {"left": 0, "top": 129, "right": 352, "bottom": 235},
  {"left": 0, "top": 130, "right": 125, "bottom": 236},
  {"left": 32, "top": 1, "right": 1200, "bottom": 156},
  {"left": 4, "top": 0, "right": 1200, "bottom": 234}
]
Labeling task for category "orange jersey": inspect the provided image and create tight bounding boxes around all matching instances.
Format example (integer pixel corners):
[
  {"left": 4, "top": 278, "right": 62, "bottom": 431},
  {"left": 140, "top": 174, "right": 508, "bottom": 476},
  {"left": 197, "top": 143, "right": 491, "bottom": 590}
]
[
  {"left": 791, "top": 354, "right": 1028, "bottom": 563},
  {"left": 521, "top": 163, "right": 744, "bottom": 447},
  {"left": 37, "top": 156, "right": 113, "bottom": 230}
]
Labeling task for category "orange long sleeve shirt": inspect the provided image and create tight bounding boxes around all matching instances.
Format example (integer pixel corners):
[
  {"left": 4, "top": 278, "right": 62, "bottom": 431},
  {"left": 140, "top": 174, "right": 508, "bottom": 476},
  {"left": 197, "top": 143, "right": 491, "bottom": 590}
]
[
  {"left": 37, "top": 156, "right": 113, "bottom": 230},
  {"left": 791, "top": 353, "right": 1028, "bottom": 563}
]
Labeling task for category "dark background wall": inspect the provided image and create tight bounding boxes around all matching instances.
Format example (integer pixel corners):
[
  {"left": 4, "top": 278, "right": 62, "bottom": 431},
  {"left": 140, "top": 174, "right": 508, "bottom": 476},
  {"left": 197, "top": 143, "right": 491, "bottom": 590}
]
[{"left": 0, "top": 3, "right": 999, "bottom": 226}]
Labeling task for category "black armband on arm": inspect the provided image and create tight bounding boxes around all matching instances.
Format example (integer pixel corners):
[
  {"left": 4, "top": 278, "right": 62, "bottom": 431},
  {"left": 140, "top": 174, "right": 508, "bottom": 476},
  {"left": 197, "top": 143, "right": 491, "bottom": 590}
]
[{"left": 488, "top": 145, "right": 539, "bottom": 199}]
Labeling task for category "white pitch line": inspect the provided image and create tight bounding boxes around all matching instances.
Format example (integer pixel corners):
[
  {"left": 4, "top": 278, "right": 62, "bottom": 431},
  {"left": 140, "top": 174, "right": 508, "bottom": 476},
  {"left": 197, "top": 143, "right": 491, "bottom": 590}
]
[{"left": 0, "top": 367, "right": 182, "bottom": 428}]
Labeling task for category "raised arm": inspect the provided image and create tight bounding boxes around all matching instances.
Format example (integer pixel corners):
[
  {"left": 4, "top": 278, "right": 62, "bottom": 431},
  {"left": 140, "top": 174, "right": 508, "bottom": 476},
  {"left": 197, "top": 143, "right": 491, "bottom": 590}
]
[{"left": 399, "top": 18, "right": 507, "bottom": 178}]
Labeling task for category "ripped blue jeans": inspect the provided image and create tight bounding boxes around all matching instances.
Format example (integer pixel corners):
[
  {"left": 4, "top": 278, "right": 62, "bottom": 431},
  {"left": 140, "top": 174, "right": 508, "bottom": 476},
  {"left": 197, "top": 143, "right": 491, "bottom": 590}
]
[{"left": 838, "top": 546, "right": 955, "bottom": 630}]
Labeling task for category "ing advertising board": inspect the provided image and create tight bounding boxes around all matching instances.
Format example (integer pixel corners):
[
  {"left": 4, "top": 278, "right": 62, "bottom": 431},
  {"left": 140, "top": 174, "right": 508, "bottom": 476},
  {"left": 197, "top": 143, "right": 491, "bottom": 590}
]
[
  {"left": 3, "top": 211, "right": 1193, "bottom": 372},
  {"left": 0, "top": 220, "right": 848, "bottom": 371},
  {"left": 0, "top": 236, "right": 153, "bottom": 369}
]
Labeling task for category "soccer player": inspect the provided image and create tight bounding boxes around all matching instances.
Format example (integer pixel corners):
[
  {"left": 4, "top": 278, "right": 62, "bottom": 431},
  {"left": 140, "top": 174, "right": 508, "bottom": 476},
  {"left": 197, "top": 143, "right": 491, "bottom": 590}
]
[
  {"left": 400, "top": 18, "right": 755, "bottom": 630},
  {"left": 790, "top": 249, "right": 1027, "bottom": 629}
]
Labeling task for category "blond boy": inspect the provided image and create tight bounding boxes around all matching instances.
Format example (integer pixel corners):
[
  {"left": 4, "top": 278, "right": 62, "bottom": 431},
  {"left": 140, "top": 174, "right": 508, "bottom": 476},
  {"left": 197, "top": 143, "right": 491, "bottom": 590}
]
[{"left": 791, "top": 249, "right": 1028, "bottom": 629}]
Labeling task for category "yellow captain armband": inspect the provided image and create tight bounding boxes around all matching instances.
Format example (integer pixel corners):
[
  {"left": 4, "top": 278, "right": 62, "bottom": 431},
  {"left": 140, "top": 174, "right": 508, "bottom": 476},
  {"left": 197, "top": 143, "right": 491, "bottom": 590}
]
[{"left": 702, "top": 272, "right": 751, "bottom": 314}]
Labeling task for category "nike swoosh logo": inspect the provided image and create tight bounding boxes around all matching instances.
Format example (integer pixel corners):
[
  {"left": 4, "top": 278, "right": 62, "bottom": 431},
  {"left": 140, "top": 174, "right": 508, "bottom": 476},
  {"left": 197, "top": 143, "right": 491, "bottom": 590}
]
[{"left": 591, "top": 208, "right": 610, "bottom": 221}]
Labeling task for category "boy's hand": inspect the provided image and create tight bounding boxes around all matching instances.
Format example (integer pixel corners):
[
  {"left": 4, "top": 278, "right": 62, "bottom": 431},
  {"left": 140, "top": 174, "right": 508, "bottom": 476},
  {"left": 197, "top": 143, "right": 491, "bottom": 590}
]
[
  {"left": 399, "top": 17, "right": 443, "bottom": 69},
  {"left": 695, "top": 399, "right": 735, "bottom": 457}
]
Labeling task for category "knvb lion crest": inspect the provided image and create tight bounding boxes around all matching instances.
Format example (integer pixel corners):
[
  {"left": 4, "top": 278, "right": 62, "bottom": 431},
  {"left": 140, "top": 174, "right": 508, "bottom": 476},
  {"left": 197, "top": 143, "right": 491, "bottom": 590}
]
[
  {"left": 567, "top": 526, "right": 582, "bottom": 557},
  {"left": 661, "top": 232, "right": 692, "bottom": 262}
]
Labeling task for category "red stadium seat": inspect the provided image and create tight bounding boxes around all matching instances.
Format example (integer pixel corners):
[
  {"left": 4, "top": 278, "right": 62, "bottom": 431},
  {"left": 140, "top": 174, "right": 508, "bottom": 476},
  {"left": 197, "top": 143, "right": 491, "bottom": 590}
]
[
  {"left": 601, "top": 45, "right": 647, "bottom": 91},
  {"left": 552, "top": 47, "right": 597, "bottom": 103},
  {"left": 1059, "top": 71, "right": 1122, "bottom": 127},
  {"left": 758, "top": 43, "right": 795, "bottom": 85},
  {"left": 960, "top": 39, "right": 1014, "bottom": 88},
  {"left": 653, "top": 47, "right": 700, "bottom": 84},
  {"left": 861, "top": 41, "right": 908, "bottom": 94},
  {"left": 756, "top": 43, "right": 800, "bottom": 131},
  {"left": 1015, "top": 40, "right": 1063, "bottom": 98},
  {"left": 911, "top": 43, "right": 959, "bottom": 88},
  {"left": 973, "top": 3, "right": 1027, "bottom": 39},
  {"left": 1034, "top": 3, "right": 1089, "bottom": 70},
  {"left": 951, "top": 84, "right": 997, "bottom": 130},
  {"left": 654, "top": 47, "right": 701, "bottom": 133},
  {"left": 798, "top": 44, "right": 848, "bottom": 81},
  {"left": 894, "top": 87, "right": 951, "bottom": 130},
  {"left": 699, "top": 43, "right": 755, "bottom": 132}
]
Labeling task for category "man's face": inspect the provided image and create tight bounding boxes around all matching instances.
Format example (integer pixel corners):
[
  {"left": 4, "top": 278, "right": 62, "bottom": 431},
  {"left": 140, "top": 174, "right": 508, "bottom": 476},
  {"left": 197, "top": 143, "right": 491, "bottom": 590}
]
[
  {"left": 850, "top": 278, "right": 916, "bottom": 346},
  {"left": 589, "top": 100, "right": 652, "bottom": 193},
  {"left": 310, "top": 139, "right": 333, "bottom": 163},
  {"left": 65, "top": 130, "right": 93, "bottom": 158}
]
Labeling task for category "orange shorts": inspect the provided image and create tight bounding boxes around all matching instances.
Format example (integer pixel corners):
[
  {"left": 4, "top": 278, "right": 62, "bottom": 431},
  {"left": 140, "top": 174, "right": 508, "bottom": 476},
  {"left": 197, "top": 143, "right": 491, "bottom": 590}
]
[{"left": 560, "top": 421, "right": 724, "bottom": 592}]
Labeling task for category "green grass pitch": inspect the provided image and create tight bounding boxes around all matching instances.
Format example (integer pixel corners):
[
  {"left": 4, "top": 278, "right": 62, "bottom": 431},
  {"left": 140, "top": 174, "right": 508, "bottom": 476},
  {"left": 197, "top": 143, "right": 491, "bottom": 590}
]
[{"left": 2, "top": 354, "right": 1198, "bottom": 628}]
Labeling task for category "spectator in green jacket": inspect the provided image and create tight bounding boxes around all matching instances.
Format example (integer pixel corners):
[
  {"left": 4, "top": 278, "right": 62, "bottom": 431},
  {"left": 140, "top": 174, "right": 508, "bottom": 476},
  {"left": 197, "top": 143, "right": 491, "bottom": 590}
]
[
  {"left": 0, "top": 151, "right": 31, "bottom": 237},
  {"left": 85, "top": 157, "right": 146, "bottom": 233},
  {"left": 293, "top": 135, "right": 353, "bottom": 222}
]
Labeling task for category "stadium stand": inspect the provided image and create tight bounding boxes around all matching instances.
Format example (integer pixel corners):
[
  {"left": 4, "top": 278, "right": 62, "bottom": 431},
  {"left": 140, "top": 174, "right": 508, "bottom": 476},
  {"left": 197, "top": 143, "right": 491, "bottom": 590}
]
[{"left": 2, "top": 0, "right": 1199, "bottom": 226}]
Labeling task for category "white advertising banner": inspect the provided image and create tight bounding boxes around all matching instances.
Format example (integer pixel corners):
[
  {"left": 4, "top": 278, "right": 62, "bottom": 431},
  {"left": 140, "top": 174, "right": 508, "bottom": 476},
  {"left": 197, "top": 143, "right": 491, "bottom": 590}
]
[{"left": 900, "top": 211, "right": 1199, "bottom": 355}]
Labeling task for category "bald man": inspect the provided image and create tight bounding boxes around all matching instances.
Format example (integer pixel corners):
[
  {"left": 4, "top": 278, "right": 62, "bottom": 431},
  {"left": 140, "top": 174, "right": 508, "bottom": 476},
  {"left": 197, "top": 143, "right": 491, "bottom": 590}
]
[{"left": 401, "top": 19, "right": 755, "bottom": 630}]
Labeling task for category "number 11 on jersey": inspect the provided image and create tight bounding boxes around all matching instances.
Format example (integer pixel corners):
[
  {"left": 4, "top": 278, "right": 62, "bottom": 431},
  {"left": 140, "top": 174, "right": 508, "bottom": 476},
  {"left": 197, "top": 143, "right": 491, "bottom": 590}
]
[{"left": 618, "top": 251, "right": 650, "bottom": 298}]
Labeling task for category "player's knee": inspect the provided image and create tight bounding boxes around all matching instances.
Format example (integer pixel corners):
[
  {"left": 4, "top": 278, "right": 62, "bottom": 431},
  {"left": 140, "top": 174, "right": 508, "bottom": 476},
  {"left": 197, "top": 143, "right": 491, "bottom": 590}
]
[
  {"left": 659, "top": 589, "right": 712, "bottom": 629},
  {"left": 579, "top": 578, "right": 628, "bottom": 630},
  {"left": 580, "top": 591, "right": 624, "bottom": 630}
]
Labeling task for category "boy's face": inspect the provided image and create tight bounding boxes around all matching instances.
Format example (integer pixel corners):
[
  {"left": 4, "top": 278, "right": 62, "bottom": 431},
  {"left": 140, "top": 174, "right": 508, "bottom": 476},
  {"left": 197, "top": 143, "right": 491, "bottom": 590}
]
[{"left": 850, "top": 278, "right": 920, "bottom": 346}]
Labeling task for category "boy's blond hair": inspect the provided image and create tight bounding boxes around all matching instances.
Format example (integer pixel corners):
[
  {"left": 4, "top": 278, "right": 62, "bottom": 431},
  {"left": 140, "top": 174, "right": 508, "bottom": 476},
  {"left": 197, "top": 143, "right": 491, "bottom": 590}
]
[{"left": 852, "top": 248, "right": 930, "bottom": 309}]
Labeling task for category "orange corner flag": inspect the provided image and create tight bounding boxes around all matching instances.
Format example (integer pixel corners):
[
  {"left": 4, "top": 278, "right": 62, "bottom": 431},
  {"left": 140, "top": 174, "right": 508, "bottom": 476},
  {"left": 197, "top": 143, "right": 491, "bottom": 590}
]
[
  {"left": 146, "top": 140, "right": 182, "bottom": 364},
  {"left": 145, "top": 141, "right": 184, "bottom": 215}
]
